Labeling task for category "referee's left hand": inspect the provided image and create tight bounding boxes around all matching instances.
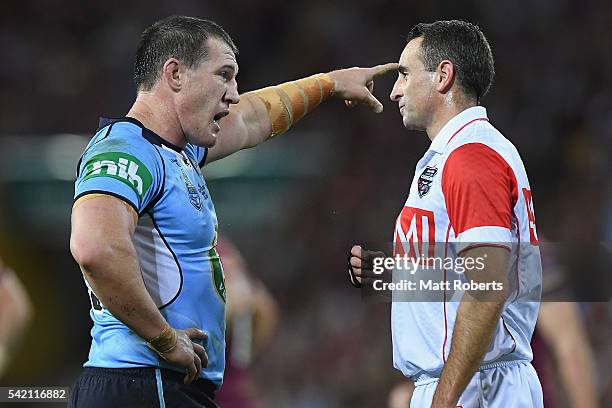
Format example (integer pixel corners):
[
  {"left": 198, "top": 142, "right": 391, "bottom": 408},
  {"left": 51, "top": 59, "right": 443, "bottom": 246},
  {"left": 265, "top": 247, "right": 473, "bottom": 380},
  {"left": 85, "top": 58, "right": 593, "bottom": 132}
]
[{"left": 348, "top": 245, "right": 387, "bottom": 287}]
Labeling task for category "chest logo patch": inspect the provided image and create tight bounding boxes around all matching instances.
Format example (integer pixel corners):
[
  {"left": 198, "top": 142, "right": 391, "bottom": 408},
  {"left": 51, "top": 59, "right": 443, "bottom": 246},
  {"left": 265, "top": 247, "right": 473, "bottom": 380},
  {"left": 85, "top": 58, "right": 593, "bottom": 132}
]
[
  {"left": 417, "top": 165, "right": 438, "bottom": 198},
  {"left": 179, "top": 169, "right": 202, "bottom": 211}
]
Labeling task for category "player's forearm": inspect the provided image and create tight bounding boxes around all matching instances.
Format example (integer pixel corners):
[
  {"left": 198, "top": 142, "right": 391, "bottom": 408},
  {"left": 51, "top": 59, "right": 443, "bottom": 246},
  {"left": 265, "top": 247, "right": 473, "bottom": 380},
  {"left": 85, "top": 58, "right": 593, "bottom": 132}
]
[
  {"left": 538, "top": 302, "right": 599, "bottom": 407},
  {"left": 561, "top": 350, "right": 599, "bottom": 408},
  {"left": 432, "top": 300, "right": 504, "bottom": 407},
  {"left": 204, "top": 73, "right": 333, "bottom": 164},
  {"left": 244, "top": 73, "right": 334, "bottom": 140},
  {"left": 0, "top": 273, "right": 32, "bottom": 346},
  {"left": 252, "top": 283, "right": 280, "bottom": 352},
  {"left": 230, "top": 92, "right": 273, "bottom": 150},
  {"left": 228, "top": 72, "right": 334, "bottom": 153},
  {"left": 76, "top": 239, "right": 168, "bottom": 342}
]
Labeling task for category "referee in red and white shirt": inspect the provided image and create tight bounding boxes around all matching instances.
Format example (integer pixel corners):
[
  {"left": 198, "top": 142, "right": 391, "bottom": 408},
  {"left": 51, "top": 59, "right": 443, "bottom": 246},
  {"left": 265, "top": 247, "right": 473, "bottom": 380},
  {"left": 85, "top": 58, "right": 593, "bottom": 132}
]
[{"left": 350, "top": 21, "right": 543, "bottom": 407}]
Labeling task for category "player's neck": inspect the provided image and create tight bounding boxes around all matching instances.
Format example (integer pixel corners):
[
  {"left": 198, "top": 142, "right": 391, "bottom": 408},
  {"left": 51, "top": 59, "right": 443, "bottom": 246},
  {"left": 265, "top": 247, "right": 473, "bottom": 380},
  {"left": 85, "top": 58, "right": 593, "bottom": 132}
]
[
  {"left": 426, "top": 101, "right": 477, "bottom": 142},
  {"left": 127, "top": 93, "right": 187, "bottom": 149}
]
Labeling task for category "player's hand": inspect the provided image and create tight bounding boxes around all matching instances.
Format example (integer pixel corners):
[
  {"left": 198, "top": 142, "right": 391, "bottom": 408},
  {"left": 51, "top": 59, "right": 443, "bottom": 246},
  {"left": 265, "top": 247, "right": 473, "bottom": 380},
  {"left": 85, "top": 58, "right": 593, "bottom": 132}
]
[
  {"left": 328, "top": 63, "right": 398, "bottom": 113},
  {"left": 348, "top": 245, "right": 387, "bottom": 287},
  {"left": 159, "top": 328, "right": 208, "bottom": 384}
]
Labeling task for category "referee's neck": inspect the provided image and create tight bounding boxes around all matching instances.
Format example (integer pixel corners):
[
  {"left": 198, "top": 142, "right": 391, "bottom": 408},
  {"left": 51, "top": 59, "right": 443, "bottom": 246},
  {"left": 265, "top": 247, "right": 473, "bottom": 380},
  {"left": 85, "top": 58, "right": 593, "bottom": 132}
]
[{"left": 426, "top": 101, "right": 477, "bottom": 141}]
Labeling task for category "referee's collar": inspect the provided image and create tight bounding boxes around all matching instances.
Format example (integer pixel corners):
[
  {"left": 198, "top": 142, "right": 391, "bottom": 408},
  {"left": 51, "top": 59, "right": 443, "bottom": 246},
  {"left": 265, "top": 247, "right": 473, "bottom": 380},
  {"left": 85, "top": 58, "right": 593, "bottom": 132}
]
[{"left": 429, "top": 106, "right": 489, "bottom": 154}]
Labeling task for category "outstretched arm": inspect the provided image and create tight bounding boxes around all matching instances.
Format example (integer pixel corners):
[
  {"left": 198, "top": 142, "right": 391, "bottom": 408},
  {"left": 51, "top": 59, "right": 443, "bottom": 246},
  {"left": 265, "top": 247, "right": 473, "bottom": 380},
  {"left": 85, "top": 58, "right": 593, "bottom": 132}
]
[{"left": 205, "top": 63, "right": 397, "bottom": 164}]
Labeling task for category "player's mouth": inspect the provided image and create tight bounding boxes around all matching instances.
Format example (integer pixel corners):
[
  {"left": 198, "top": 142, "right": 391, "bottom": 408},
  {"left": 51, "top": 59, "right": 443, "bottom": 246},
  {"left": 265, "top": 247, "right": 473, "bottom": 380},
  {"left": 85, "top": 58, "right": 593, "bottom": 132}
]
[{"left": 211, "top": 110, "right": 229, "bottom": 133}]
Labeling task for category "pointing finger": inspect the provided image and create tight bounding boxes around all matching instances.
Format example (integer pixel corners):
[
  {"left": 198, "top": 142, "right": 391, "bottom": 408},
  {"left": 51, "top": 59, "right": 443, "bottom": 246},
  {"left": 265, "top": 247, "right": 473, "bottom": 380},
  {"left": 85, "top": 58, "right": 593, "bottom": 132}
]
[{"left": 370, "top": 62, "right": 399, "bottom": 77}]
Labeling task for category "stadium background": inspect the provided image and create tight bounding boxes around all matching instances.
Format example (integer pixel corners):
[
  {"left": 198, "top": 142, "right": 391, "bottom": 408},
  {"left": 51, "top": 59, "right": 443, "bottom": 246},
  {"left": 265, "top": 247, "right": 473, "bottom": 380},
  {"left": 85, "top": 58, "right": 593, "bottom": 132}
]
[{"left": 0, "top": 0, "right": 610, "bottom": 406}]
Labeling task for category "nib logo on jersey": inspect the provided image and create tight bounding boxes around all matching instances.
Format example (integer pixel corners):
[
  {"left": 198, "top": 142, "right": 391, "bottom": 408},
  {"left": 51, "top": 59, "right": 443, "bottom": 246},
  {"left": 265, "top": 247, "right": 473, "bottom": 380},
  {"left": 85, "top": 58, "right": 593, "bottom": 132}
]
[{"left": 83, "top": 152, "right": 153, "bottom": 198}]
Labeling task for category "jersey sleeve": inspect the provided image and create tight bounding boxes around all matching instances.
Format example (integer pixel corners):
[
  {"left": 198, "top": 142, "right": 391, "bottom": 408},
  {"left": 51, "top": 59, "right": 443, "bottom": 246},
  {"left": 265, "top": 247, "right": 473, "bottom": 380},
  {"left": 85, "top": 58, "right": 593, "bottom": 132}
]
[
  {"left": 442, "top": 142, "right": 518, "bottom": 253},
  {"left": 74, "top": 128, "right": 163, "bottom": 214}
]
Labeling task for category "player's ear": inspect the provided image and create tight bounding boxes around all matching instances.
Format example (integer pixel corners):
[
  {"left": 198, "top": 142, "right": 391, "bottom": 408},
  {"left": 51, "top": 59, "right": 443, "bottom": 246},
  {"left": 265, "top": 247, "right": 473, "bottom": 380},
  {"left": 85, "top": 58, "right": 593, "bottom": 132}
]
[
  {"left": 435, "top": 60, "right": 455, "bottom": 94},
  {"left": 162, "top": 58, "right": 181, "bottom": 92}
]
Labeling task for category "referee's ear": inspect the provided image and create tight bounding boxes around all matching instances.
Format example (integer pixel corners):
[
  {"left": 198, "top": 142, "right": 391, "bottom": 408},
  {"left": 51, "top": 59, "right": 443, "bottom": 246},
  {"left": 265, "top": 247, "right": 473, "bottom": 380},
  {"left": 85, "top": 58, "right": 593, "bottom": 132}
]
[{"left": 435, "top": 59, "right": 455, "bottom": 94}]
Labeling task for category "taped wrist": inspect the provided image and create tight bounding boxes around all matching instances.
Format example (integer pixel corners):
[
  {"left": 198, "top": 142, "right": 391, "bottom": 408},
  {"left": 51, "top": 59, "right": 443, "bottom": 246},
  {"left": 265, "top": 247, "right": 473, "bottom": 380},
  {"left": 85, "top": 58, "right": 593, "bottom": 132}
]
[
  {"left": 248, "top": 73, "right": 334, "bottom": 138},
  {"left": 147, "top": 324, "right": 177, "bottom": 356}
]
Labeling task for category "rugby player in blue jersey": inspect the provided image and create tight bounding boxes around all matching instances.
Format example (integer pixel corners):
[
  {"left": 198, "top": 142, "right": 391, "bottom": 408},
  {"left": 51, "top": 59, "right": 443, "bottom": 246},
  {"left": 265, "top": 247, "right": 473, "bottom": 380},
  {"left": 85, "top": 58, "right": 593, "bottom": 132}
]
[{"left": 69, "top": 15, "right": 396, "bottom": 407}]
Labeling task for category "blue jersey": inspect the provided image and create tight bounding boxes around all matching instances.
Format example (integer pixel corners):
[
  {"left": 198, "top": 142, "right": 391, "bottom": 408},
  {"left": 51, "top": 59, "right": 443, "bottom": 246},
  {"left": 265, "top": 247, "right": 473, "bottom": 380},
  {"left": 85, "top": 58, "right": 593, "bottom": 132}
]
[{"left": 74, "top": 117, "right": 227, "bottom": 387}]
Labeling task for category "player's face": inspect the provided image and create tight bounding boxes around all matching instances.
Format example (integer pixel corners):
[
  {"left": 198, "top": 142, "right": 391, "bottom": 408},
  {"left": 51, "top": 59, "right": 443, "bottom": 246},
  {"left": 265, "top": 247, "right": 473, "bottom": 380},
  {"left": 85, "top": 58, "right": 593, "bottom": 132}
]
[
  {"left": 390, "top": 37, "right": 437, "bottom": 131},
  {"left": 176, "top": 37, "right": 240, "bottom": 147}
]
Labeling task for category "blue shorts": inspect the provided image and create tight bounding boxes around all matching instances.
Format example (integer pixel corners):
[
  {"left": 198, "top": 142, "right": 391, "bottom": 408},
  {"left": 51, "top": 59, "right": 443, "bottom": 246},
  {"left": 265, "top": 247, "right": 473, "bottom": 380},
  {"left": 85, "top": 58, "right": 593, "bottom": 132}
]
[{"left": 69, "top": 367, "right": 218, "bottom": 408}]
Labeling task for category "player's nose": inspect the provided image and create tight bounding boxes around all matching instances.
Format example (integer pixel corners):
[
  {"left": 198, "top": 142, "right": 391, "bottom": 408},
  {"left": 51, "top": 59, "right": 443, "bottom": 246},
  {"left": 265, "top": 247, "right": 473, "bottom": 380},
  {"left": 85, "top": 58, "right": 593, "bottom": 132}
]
[{"left": 224, "top": 80, "right": 240, "bottom": 104}]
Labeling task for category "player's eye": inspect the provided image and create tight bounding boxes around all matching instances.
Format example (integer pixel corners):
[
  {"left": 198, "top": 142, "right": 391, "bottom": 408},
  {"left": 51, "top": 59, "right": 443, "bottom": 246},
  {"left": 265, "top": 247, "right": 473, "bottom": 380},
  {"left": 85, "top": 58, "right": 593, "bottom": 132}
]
[{"left": 219, "top": 71, "right": 230, "bottom": 81}]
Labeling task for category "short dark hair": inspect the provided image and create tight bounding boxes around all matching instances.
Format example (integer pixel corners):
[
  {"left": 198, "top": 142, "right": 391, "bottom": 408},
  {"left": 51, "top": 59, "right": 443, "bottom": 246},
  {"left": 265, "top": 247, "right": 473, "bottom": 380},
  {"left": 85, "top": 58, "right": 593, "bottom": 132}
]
[
  {"left": 407, "top": 20, "right": 494, "bottom": 101},
  {"left": 134, "top": 15, "right": 238, "bottom": 91}
]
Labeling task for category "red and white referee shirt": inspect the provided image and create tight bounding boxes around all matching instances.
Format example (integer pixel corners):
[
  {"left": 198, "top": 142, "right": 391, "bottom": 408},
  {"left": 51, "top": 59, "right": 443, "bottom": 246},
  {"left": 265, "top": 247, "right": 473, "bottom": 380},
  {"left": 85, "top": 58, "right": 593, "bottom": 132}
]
[{"left": 391, "top": 106, "right": 542, "bottom": 378}]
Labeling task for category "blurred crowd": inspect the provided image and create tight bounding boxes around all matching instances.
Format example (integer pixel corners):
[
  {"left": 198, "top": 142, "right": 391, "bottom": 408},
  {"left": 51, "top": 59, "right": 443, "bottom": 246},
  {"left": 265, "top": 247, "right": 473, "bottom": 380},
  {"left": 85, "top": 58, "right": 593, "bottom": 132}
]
[{"left": 0, "top": 0, "right": 610, "bottom": 407}]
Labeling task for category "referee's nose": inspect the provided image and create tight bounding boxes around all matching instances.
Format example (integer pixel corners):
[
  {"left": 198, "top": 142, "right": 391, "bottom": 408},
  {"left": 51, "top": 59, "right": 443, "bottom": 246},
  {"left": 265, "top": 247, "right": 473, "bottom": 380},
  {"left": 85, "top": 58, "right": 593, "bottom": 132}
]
[{"left": 390, "top": 76, "right": 403, "bottom": 102}]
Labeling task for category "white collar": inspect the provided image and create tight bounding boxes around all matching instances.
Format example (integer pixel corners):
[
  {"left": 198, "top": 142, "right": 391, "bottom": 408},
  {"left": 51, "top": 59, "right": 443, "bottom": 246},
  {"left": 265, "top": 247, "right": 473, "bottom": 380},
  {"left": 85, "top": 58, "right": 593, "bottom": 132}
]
[{"left": 429, "top": 106, "right": 489, "bottom": 154}]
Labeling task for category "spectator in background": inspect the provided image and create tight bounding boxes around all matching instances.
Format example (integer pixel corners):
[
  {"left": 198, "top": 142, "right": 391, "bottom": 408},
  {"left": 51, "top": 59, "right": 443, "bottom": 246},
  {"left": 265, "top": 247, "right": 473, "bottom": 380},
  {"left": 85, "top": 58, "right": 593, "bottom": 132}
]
[
  {"left": 216, "top": 238, "right": 279, "bottom": 408},
  {"left": 531, "top": 239, "right": 600, "bottom": 408},
  {"left": 0, "top": 258, "right": 33, "bottom": 379},
  {"left": 535, "top": 302, "right": 599, "bottom": 408}
]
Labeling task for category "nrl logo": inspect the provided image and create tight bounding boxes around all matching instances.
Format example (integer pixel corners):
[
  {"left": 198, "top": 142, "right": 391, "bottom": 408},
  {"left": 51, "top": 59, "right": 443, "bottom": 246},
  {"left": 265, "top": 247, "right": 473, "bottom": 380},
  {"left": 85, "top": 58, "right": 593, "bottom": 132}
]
[
  {"left": 417, "top": 165, "right": 438, "bottom": 198},
  {"left": 180, "top": 170, "right": 202, "bottom": 211}
]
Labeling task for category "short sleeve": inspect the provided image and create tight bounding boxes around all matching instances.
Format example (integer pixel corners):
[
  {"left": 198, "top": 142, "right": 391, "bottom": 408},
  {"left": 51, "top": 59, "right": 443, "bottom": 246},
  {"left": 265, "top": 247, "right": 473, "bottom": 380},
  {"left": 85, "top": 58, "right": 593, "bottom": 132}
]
[
  {"left": 442, "top": 143, "right": 518, "bottom": 253},
  {"left": 74, "top": 123, "right": 163, "bottom": 214}
]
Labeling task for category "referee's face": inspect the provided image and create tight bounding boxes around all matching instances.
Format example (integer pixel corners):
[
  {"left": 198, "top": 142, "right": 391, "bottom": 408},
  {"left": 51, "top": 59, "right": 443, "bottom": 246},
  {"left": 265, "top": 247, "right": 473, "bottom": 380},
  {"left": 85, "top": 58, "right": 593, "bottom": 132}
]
[
  {"left": 390, "top": 37, "right": 437, "bottom": 132},
  {"left": 176, "top": 38, "right": 240, "bottom": 147}
]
